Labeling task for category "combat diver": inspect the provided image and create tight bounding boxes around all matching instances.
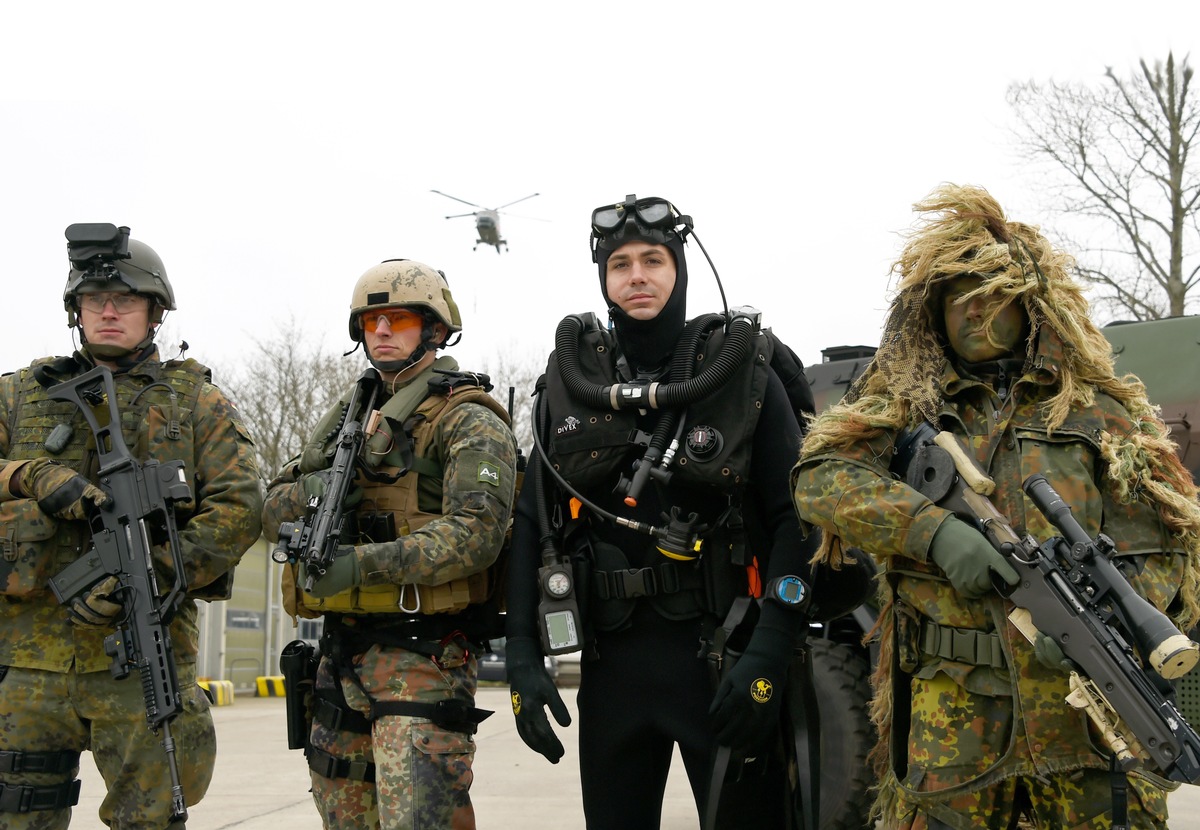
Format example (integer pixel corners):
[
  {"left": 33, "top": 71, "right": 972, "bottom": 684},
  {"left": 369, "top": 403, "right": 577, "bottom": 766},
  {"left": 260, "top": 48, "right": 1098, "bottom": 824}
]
[
  {"left": 262, "top": 259, "right": 518, "bottom": 829},
  {"left": 504, "top": 195, "right": 875, "bottom": 829}
]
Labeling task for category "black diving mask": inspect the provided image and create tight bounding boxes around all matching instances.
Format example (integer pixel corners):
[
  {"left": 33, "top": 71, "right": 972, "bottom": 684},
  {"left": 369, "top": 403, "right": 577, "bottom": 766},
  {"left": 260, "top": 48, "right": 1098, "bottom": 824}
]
[{"left": 590, "top": 194, "right": 693, "bottom": 263}]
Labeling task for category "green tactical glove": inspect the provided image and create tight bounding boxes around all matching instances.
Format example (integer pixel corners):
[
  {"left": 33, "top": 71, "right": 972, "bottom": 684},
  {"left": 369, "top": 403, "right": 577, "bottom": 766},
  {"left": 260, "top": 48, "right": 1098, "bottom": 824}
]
[
  {"left": 68, "top": 575, "right": 124, "bottom": 629},
  {"left": 17, "top": 459, "right": 112, "bottom": 520},
  {"left": 305, "top": 545, "right": 362, "bottom": 598},
  {"left": 300, "top": 471, "right": 329, "bottom": 501},
  {"left": 929, "top": 516, "right": 1019, "bottom": 598},
  {"left": 297, "top": 471, "right": 362, "bottom": 511},
  {"left": 1034, "top": 631, "right": 1076, "bottom": 674},
  {"left": 506, "top": 636, "right": 571, "bottom": 764},
  {"left": 708, "top": 623, "right": 793, "bottom": 749}
]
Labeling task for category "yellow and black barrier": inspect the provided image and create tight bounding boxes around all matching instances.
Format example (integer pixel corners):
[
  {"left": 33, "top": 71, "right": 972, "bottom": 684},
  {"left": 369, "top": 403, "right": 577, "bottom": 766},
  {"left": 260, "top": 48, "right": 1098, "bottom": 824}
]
[
  {"left": 198, "top": 678, "right": 235, "bottom": 706},
  {"left": 256, "top": 675, "right": 286, "bottom": 697}
]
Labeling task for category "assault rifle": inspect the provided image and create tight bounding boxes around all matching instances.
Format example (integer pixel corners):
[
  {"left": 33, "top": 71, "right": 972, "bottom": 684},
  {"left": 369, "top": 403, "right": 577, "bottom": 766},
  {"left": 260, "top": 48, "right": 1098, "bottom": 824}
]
[
  {"left": 271, "top": 367, "right": 380, "bottom": 591},
  {"left": 896, "top": 422, "right": 1200, "bottom": 784},
  {"left": 41, "top": 365, "right": 192, "bottom": 823}
]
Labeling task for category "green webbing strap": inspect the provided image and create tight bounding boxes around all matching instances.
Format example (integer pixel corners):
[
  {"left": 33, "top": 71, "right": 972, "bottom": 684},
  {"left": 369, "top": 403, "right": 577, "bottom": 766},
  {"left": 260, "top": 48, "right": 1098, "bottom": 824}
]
[
  {"left": 0, "top": 779, "right": 81, "bottom": 813},
  {"left": 362, "top": 357, "right": 458, "bottom": 463},
  {"left": 919, "top": 620, "right": 1007, "bottom": 669}
]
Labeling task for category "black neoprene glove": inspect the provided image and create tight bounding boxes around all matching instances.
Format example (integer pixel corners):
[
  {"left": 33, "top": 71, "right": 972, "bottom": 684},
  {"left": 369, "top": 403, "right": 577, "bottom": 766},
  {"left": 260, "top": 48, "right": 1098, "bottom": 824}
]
[
  {"left": 506, "top": 636, "right": 571, "bottom": 764},
  {"left": 708, "top": 622, "right": 793, "bottom": 749},
  {"left": 807, "top": 546, "right": 877, "bottom": 622}
]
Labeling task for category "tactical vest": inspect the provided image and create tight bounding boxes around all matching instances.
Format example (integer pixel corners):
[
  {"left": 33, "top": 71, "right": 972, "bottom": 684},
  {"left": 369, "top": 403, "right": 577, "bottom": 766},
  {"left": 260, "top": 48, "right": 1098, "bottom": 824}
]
[
  {"left": 542, "top": 317, "right": 772, "bottom": 626},
  {"left": 1, "top": 355, "right": 209, "bottom": 598},
  {"left": 297, "top": 378, "right": 511, "bottom": 616}
]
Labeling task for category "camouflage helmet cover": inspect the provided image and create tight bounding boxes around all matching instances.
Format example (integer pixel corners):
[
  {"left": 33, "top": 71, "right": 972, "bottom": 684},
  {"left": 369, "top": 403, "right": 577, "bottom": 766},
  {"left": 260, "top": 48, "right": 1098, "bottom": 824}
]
[
  {"left": 348, "top": 259, "right": 462, "bottom": 341},
  {"left": 64, "top": 238, "right": 176, "bottom": 326}
]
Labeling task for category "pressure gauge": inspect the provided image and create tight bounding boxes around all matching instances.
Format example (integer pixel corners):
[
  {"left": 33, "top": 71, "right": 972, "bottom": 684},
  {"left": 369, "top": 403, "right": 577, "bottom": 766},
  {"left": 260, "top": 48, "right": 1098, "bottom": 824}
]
[{"left": 543, "top": 568, "right": 573, "bottom": 598}]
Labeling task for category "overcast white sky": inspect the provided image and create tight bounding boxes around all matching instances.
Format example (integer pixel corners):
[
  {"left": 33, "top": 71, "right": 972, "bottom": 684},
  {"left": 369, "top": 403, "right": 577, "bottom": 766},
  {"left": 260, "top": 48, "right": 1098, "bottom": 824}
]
[{"left": 2, "top": 2, "right": 1196, "bottom": 394}]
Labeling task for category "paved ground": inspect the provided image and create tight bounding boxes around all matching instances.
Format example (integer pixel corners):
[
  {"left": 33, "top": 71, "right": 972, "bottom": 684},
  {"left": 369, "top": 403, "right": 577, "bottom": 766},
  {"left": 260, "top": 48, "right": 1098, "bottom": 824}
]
[
  {"left": 68, "top": 685, "right": 1200, "bottom": 829},
  {"left": 70, "top": 685, "right": 697, "bottom": 830}
]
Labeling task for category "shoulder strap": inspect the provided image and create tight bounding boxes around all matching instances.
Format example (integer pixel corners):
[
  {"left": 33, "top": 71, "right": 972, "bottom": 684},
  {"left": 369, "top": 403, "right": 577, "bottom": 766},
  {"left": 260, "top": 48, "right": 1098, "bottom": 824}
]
[{"left": 763, "top": 329, "right": 815, "bottom": 418}]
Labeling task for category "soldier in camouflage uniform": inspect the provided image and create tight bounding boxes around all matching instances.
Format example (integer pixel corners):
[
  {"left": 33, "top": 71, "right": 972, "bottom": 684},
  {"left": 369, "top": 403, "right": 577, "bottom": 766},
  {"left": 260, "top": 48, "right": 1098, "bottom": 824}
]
[
  {"left": 0, "top": 225, "right": 263, "bottom": 829},
  {"left": 262, "top": 259, "right": 518, "bottom": 830},
  {"left": 792, "top": 185, "right": 1200, "bottom": 829}
]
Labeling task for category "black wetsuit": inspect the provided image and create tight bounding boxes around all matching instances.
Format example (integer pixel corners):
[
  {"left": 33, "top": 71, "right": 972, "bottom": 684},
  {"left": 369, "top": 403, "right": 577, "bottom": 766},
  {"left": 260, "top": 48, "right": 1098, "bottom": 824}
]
[{"left": 508, "top": 370, "right": 827, "bottom": 829}]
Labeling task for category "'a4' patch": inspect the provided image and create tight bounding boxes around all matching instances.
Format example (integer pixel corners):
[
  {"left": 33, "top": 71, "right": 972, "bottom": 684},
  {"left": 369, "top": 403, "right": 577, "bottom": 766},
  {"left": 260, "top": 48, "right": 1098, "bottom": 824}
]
[{"left": 477, "top": 461, "right": 501, "bottom": 486}]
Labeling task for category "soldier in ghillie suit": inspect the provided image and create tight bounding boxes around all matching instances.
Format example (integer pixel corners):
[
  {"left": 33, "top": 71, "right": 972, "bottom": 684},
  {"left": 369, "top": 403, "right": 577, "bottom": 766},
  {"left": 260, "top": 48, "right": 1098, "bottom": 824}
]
[
  {"left": 792, "top": 184, "right": 1200, "bottom": 829},
  {"left": 262, "top": 259, "right": 518, "bottom": 829},
  {"left": 0, "top": 225, "right": 262, "bottom": 828}
]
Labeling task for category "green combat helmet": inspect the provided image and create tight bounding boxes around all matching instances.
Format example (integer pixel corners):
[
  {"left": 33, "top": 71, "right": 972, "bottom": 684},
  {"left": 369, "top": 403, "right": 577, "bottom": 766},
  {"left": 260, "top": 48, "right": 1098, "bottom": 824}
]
[
  {"left": 347, "top": 258, "right": 462, "bottom": 342},
  {"left": 63, "top": 224, "right": 175, "bottom": 359}
]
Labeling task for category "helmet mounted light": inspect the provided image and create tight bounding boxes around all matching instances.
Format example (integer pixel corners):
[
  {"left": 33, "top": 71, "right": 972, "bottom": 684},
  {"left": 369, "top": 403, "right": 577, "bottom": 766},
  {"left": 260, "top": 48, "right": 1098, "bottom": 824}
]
[{"left": 66, "top": 223, "right": 132, "bottom": 271}]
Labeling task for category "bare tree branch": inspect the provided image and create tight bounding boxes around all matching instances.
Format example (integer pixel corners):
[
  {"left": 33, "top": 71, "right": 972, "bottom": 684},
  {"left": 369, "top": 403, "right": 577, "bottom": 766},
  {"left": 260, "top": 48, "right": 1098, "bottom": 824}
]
[
  {"left": 474, "top": 350, "right": 545, "bottom": 455},
  {"left": 1008, "top": 52, "right": 1199, "bottom": 321},
  {"left": 216, "top": 321, "right": 365, "bottom": 486}
]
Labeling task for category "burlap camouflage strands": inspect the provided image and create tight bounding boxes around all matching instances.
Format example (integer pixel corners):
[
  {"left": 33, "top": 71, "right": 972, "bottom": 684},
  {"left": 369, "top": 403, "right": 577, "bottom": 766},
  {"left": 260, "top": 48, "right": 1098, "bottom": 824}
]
[
  {"left": 799, "top": 184, "right": 1200, "bottom": 621},
  {"left": 792, "top": 184, "right": 1200, "bottom": 828}
]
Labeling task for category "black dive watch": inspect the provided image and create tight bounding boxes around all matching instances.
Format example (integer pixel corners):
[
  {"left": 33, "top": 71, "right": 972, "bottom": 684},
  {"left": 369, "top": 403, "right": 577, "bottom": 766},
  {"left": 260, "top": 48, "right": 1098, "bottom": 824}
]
[{"left": 763, "top": 575, "right": 811, "bottom": 612}]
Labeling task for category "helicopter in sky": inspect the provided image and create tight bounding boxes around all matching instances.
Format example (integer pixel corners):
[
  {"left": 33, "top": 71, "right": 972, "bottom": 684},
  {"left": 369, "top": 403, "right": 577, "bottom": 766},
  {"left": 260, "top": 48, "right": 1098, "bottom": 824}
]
[{"left": 430, "top": 190, "right": 540, "bottom": 254}]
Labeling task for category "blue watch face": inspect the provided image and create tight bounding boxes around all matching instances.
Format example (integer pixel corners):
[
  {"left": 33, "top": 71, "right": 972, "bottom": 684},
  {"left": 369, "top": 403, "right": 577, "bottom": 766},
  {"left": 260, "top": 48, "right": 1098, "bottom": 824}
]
[{"left": 774, "top": 576, "right": 807, "bottom": 606}]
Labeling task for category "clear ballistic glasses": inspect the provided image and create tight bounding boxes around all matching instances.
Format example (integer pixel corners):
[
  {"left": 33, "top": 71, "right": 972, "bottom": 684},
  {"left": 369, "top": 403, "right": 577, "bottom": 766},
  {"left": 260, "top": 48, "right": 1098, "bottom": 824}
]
[
  {"left": 77, "top": 293, "right": 149, "bottom": 314},
  {"left": 360, "top": 308, "right": 424, "bottom": 334}
]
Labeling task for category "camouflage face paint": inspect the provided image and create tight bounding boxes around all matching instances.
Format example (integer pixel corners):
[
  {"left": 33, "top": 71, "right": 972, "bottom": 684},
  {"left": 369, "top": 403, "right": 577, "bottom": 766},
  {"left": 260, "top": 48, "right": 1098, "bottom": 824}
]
[{"left": 942, "top": 275, "right": 1027, "bottom": 363}]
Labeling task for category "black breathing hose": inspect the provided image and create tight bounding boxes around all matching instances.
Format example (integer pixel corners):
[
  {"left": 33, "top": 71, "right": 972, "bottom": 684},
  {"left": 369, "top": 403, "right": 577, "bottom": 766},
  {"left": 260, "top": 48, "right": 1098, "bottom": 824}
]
[{"left": 552, "top": 311, "right": 757, "bottom": 412}]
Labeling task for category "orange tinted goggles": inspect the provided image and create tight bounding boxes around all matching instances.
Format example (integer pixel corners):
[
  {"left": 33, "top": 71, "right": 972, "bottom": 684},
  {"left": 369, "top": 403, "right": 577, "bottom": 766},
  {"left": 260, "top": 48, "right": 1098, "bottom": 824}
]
[{"left": 360, "top": 308, "right": 424, "bottom": 333}]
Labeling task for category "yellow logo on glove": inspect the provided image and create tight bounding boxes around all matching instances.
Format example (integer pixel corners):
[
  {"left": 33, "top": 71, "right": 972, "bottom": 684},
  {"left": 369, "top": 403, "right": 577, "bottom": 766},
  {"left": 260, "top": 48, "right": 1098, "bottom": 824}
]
[
  {"left": 750, "top": 678, "right": 773, "bottom": 704},
  {"left": 511, "top": 690, "right": 523, "bottom": 715}
]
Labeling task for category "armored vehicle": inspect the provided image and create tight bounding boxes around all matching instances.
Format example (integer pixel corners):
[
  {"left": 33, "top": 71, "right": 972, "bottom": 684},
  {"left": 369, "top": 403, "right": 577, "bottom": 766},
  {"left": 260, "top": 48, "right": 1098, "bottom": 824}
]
[{"left": 806, "top": 316, "right": 1200, "bottom": 829}]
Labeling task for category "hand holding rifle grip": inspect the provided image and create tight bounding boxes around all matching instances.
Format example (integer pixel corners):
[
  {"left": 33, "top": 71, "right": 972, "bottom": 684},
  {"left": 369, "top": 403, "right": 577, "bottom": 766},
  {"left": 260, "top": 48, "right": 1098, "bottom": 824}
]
[{"left": 273, "top": 368, "right": 379, "bottom": 592}]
